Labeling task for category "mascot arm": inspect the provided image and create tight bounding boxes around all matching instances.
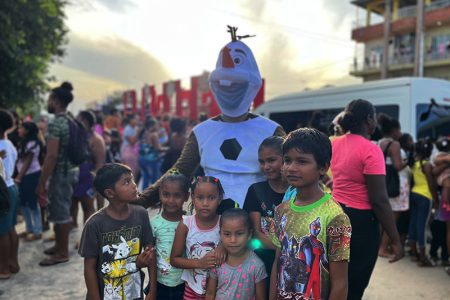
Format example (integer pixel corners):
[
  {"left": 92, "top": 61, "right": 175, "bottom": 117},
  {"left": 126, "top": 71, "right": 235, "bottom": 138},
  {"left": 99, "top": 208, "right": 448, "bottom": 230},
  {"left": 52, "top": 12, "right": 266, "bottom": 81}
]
[{"left": 136, "top": 132, "right": 201, "bottom": 208}]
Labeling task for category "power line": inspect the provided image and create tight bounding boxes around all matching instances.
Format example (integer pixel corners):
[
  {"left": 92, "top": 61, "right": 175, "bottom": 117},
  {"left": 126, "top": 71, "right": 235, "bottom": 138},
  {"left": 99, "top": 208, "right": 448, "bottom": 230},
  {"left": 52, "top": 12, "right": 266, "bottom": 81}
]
[
  {"left": 210, "top": 7, "right": 354, "bottom": 48},
  {"left": 300, "top": 57, "right": 353, "bottom": 77}
]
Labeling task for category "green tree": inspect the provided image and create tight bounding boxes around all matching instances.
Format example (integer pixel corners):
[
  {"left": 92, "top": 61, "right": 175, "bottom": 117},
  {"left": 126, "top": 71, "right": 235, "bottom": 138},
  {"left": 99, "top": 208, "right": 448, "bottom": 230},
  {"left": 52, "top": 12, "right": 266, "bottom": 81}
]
[{"left": 0, "top": 0, "right": 68, "bottom": 109}]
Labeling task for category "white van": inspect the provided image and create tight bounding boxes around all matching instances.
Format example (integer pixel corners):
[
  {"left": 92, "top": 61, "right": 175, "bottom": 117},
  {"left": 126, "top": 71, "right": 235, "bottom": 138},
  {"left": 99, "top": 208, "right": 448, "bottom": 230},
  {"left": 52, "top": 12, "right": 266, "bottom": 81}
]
[{"left": 253, "top": 77, "right": 450, "bottom": 139}]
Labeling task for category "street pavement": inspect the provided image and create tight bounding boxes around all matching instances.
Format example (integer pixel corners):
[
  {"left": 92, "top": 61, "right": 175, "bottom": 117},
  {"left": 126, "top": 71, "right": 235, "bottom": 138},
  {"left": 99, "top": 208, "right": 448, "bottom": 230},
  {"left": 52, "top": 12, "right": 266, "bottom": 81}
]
[{"left": 1, "top": 211, "right": 449, "bottom": 300}]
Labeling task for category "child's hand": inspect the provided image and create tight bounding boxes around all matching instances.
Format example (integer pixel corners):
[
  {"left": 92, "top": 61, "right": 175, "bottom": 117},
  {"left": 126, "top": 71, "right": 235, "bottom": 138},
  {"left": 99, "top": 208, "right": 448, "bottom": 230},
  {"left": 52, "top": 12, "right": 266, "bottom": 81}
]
[
  {"left": 198, "top": 251, "right": 216, "bottom": 269},
  {"left": 136, "top": 246, "right": 155, "bottom": 269},
  {"left": 214, "top": 244, "right": 227, "bottom": 266}
]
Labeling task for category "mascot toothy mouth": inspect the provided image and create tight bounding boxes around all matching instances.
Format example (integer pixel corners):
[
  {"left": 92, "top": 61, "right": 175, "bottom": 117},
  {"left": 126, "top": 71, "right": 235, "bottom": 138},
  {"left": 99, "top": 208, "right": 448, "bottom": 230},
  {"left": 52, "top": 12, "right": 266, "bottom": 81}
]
[{"left": 210, "top": 81, "right": 249, "bottom": 111}]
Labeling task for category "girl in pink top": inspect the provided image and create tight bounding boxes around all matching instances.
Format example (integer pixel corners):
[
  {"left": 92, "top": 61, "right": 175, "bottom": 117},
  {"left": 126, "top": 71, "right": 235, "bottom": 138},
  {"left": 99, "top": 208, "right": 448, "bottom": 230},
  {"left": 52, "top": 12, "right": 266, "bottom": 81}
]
[
  {"left": 170, "top": 176, "right": 226, "bottom": 300},
  {"left": 331, "top": 99, "right": 403, "bottom": 300}
]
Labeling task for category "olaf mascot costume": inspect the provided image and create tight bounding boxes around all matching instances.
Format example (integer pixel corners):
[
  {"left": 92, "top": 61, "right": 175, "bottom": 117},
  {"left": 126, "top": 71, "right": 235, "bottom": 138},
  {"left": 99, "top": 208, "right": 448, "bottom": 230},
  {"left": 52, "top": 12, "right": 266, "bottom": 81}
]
[{"left": 138, "top": 28, "right": 285, "bottom": 209}]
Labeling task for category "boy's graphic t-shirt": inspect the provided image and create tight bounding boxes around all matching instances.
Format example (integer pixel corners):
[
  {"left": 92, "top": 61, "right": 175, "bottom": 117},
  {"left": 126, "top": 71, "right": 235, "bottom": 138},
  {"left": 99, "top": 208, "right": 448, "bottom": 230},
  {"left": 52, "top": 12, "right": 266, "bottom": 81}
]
[
  {"left": 269, "top": 193, "right": 351, "bottom": 300},
  {"left": 182, "top": 214, "right": 221, "bottom": 295},
  {"left": 243, "top": 181, "right": 285, "bottom": 236},
  {"left": 79, "top": 206, "right": 153, "bottom": 300},
  {"left": 210, "top": 251, "right": 267, "bottom": 300},
  {"left": 150, "top": 214, "right": 183, "bottom": 287}
]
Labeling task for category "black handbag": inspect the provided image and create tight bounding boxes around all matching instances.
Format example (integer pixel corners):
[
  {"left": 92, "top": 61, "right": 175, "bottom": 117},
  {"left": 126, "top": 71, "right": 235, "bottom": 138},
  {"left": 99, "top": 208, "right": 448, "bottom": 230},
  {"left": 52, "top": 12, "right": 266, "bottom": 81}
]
[{"left": 383, "top": 141, "right": 400, "bottom": 198}]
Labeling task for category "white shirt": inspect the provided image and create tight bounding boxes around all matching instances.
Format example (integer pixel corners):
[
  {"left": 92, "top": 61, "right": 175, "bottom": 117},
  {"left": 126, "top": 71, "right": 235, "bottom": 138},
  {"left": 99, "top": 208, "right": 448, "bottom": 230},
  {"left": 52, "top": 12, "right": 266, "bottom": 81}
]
[{"left": 194, "top": 116, "right": 279, "bottom": 207}]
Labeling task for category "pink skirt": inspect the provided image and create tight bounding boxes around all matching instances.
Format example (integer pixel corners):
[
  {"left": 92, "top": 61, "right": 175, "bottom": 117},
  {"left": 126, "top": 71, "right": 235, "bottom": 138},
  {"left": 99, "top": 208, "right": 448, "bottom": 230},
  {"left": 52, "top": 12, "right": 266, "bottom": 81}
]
[{"left": 183, "top": 283, "right": 205, "bottom": 300}]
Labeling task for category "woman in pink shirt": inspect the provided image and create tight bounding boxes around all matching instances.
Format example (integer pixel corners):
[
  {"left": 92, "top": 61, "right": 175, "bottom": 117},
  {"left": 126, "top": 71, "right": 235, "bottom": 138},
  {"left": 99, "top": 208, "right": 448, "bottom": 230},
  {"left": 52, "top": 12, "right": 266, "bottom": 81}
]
[{"left": 331, "top": 99, "right": 403, "bottom": 300}]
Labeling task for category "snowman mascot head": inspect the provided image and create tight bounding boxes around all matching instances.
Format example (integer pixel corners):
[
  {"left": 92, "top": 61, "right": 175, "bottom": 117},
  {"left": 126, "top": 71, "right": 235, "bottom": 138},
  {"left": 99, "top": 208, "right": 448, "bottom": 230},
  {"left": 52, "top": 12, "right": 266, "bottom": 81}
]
[{"left": 209, "top": 26, "right": 262, "bottom": 118}]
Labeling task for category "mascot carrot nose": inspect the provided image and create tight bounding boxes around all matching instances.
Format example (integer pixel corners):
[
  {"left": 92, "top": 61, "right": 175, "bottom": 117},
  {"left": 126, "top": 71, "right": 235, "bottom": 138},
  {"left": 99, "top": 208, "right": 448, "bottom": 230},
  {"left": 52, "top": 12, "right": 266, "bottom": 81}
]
[
  {"left": 221, "top": 47, "right": 235, "bottom": 68},
  {"left": 209, "top": 28, "right": 261, "bottom": 118}
]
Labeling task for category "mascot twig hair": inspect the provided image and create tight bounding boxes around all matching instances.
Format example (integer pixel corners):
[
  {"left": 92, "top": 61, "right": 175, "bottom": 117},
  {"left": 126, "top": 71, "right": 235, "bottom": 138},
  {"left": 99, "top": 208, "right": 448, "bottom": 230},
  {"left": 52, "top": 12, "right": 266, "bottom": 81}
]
[{"left": 227, "top": 25, "right": 256, "bottom": 42}]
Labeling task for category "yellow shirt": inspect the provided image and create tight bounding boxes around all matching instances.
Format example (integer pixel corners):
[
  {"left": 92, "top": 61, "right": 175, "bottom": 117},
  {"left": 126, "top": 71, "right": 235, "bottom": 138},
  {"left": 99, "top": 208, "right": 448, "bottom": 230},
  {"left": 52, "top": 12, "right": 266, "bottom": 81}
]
[{"left": 411, "top": 160, "right": 432, "bottom": 200}]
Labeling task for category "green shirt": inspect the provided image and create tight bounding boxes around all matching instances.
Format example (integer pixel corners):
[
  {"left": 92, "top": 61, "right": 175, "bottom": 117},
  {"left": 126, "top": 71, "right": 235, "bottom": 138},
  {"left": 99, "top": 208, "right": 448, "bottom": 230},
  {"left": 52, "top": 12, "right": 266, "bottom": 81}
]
[
  {"left": 269, "top": 193, "right": 351, "bottom": 299},
  {"left": 150, "top": 214, "right": 183, "bottom": 287},
  {"left": 47, "top": 113, "right": 77, "bottom": 173}
]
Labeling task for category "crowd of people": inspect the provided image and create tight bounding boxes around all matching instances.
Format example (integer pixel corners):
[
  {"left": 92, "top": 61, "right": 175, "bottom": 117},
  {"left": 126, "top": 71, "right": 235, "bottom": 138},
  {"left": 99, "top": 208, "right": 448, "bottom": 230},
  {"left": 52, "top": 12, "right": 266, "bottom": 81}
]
[
  {"left": 0, "top": 35, "right": 449, "bottom": 300},
  {"left": 1, "top": 91, "right": 449, "bottom": 299},
  {"left": 0, "top": 82, "right": 192, "bottom": 273}
]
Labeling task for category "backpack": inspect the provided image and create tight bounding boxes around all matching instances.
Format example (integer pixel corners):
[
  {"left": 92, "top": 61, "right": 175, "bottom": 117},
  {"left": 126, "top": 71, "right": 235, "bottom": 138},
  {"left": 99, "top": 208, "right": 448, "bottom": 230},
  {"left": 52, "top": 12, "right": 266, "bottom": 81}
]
[
  {"left": 383, "top": 141, "right": 400, "bottom": 198},
  {"left": 62, "top": 115, "right": 90, "bottom": 167}
]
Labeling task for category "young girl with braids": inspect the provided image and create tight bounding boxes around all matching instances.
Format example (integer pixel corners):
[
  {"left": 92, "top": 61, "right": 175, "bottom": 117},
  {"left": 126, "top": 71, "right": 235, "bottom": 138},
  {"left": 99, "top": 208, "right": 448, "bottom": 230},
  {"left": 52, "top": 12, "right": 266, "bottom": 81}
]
[
  {"left": 146, "top": 173, "right": 190, "bottom": 300},
  {"left": 170, "top": 176, "right": 225, "bottom": 299}
]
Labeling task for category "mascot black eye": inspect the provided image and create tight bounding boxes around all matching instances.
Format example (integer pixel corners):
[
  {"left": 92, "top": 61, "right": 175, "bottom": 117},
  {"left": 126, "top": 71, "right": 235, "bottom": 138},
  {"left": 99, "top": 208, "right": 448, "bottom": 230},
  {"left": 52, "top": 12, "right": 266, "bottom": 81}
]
[{"left": 234, "top": 57, "right": 241, "bottom": 64}]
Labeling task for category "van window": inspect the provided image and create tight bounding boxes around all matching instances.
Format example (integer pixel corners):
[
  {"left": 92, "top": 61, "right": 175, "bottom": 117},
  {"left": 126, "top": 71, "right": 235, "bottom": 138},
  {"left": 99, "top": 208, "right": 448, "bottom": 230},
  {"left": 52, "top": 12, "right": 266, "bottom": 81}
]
[
  {"left": 374, "top": 105, "right": 399, "bottom": 120},
  {"left": 416, "top": 104, "right": 450, "bottom": 139},
  {"left": 269, "top": 105, "right": 399, "bottom": 134},
  {"left": 270, "top": 108, "right": 343, "bottom": 134}
]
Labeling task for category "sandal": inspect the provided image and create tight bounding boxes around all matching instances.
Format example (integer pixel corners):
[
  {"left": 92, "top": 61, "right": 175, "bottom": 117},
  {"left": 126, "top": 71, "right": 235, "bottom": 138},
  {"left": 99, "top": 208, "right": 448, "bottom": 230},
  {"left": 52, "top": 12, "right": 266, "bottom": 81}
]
[
  {"left": 417, "top": 258, "right": 435, "bottom": 267},
  {"left": 378, "top": 251, "right": 391, "bottom": 258},
  {"left": 18, "top": 231, "right": 29, "bottom": 238},
  {"left": 0, "top": 272, "right": 11, "bottom": 280},
  {"left": 43, "top": 246, "right": 57, "bottom": 255},
  {"left": 25, "top": 233, "right": 42, "bottom": 242},
  {"left": 39, "top": 257, "right": 69, "bottom": 267}
]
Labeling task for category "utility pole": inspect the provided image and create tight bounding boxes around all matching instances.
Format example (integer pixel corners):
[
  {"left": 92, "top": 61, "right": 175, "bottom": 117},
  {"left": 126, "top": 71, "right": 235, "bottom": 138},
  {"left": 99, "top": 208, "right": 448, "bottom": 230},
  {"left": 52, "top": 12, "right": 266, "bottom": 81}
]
[
  {"left": 414, "top": 0, "right": 425, "bottom": 77},
  {"left": 382, "top": 0, "right": 392, "bottom": 79}
]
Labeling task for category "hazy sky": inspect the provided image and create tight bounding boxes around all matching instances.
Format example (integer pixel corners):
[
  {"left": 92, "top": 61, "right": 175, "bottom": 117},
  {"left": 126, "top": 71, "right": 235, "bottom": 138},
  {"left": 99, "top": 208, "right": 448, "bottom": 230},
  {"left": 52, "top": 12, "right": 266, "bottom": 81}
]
[{"left": 50, "top": 0, "right": 363, "bottom": 110}]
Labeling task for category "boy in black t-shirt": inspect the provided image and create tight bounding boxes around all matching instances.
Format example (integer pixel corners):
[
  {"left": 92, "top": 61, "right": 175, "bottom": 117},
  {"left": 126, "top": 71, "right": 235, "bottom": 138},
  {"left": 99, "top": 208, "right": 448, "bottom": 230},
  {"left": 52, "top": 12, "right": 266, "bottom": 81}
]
[{"left": 79, "top": 163, "right": 156, "bottom": 300}]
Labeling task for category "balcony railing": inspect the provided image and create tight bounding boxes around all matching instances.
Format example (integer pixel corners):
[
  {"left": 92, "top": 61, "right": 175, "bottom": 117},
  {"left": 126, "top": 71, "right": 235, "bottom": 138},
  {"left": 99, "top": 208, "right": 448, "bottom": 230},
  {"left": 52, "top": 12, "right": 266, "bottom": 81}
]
[
  {"left": 398, "top": 5, "right": 417, "bottom": 19},
  {"left": 350, "top": 50, "right": 450, "bottom": 72},
  {"left": 427, "top": 50, "right": 450, "bottom": 61},
  {"left": 353, "top": 0, "right": 450, "bottom": 30},
  {"left": 428, "top": 0, "right": 450, "bottom": 11}
]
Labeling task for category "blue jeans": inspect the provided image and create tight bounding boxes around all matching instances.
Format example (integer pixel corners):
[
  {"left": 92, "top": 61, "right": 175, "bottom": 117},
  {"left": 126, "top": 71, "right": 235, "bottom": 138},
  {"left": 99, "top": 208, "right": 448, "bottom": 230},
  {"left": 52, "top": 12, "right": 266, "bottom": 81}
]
[
  {"left": 408, "top": 192, "right": 432, "bottom": 247},
  {"left": 22, "top": 204, "right": 42, "bottom": 235},
  {"left": 139, "top": 158, "right": 161, "bottom": 189}
]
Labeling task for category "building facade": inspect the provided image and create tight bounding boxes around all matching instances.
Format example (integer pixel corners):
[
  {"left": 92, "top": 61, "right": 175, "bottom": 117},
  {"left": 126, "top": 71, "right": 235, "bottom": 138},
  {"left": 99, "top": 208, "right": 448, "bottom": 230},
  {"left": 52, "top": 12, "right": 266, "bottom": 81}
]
[{"left": 350, "top": 0, "right": 450, "bottom": 81}]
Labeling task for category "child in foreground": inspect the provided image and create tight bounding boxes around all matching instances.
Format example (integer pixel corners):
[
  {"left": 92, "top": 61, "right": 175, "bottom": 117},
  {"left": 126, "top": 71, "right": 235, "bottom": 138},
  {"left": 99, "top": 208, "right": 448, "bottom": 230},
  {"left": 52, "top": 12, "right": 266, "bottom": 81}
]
[
  {"left": 269, "top": 128, "right": 351, "bottom": 300},
  {"left": 147, "top": 173, "right": 190, "bottom": 300},
  {"left": 205, "top": 208, "right": 267, "bottom": 300},
  {"left": 170, "top": 176, "right": 225, "bottom": 300},
  {"left": 79, "top": 163, "right": 156, "bottom": 300}
]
